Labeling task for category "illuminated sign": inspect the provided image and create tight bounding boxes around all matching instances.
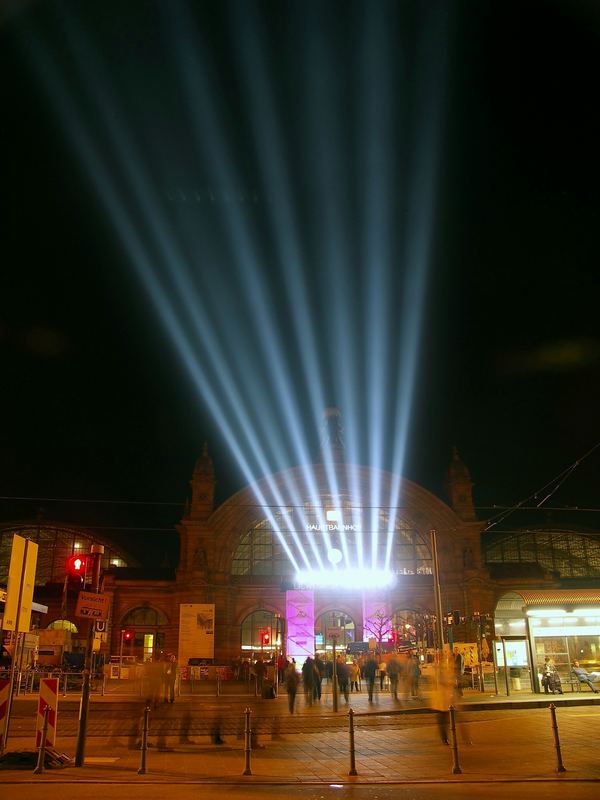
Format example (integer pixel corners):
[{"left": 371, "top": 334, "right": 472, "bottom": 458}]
[{"left": 306, "top": 523, "right": 360, "bottom": 532}]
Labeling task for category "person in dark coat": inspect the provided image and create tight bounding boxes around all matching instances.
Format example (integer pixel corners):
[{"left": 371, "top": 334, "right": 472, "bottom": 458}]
[
  {"left": 363, "top": 655, "right": 378, "bottom": 702},
  {"left": 302, "top": 657, "right": 317, "bottom": 706},
  {"left": 284, "top": 662, "right": 300, "bottom": 712}
]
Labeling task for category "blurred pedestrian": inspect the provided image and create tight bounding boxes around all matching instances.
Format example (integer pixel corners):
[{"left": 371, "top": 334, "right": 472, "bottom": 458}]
[
  {"left": 349, "top": 660, "right": 360, "bottom": 692},
  {"left": 285, "top": 662, "right": 300, "bottom": 713},
  {"left": 337, "top": 657, "right": 350, "bottom": 702},
  {"left": 302, "top": 656, "right": 316, "bottom": 706},
  {"left": 164, "top": 653, "right": 177, "bottom": 703},
  {"left": 363, "top": 654, "right": 378, "bottom": 702}
]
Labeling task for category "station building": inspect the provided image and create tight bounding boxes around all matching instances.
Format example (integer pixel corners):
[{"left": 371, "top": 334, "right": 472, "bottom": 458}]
[{"left": 2, "top": 430, "right": 600, "bottom": 692}]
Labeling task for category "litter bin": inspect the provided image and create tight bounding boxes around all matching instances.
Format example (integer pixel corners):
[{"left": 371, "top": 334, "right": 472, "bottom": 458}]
[{"left": 510, "top": 667, "right": 522, "bottom": 690}]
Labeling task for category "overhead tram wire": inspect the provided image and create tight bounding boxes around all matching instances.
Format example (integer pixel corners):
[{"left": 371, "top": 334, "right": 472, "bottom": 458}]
[
  {"left": 484, "top": 440, "right": 600, "bottom": 532},
  {"left": 0, "top": 495, "right": 185, "bottom": 506}
]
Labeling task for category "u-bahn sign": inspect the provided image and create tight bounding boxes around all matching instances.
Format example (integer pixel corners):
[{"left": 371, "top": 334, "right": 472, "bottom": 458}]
[{"left": 74, "top": 591, "right": 109, "bottom": 620}]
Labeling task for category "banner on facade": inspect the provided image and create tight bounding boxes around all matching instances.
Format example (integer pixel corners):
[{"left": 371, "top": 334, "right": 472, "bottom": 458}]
[
  {"left": 178, "top": 604, "right": 215, "bottom": 665},
  {"left": 285, "top": 590, "right": 315, "bottom": 663}
]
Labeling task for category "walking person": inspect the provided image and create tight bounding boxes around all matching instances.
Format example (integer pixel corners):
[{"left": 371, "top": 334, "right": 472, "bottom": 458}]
[
  {"left": 285, "top": 662, "right": 300, "bottom": 712},
  {"left": 378, "top": 658, "right": 387, "bottom": 691},
  {"left": 337, "top": 657, "right": 350, "bottom": 703},
  {"left": 164, "top": 653, "right": 177, "bottom": 703},
  {"left": 302, "top": 656, "right": 316, "bottom": 706},
  {"left": 363, "top": 654, "right": 378, "bottom": 702},
  {"left": 349, "top": 659, "right": 360, "bottom": 692},
  {"left": 386, "top": 655, "right": 400, "bottom": 701}
]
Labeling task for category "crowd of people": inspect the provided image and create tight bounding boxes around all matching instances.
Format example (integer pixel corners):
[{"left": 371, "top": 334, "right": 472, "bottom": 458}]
[{"left": 275, "top": 651, "right": 425, "bottom": 712}]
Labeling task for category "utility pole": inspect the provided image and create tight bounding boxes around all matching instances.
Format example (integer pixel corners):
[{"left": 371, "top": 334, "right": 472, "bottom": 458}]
[
  {"left": 74, "top": 543, "right": 104, "bottom": 767},
  {"left": 430, "top": 529, "right": 445, "bottom": 657}
]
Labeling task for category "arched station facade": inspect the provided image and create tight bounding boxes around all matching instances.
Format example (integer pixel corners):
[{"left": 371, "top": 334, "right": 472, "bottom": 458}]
[{"left": 2, "top": 445, "right": 599, "bottom": 693}]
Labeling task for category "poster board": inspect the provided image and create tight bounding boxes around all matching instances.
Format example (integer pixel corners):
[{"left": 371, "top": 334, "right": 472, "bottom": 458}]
[{"left": 178, "top": 604, "right": 215, "bottom": 665}]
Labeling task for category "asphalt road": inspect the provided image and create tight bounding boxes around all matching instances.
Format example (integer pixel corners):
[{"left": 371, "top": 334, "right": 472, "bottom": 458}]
[{"left": 2, "top": 783, "right": 600, "bottom": 800}]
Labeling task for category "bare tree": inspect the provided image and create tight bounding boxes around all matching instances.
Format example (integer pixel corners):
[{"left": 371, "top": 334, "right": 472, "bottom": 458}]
[{"left": 363, "top": 609, "right": 392, "bottom": 653}]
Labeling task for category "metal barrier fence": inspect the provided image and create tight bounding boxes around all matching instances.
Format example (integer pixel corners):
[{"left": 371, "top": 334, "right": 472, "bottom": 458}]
[{"left": 114, "top": 701, "right": 571, "bottom": 779}]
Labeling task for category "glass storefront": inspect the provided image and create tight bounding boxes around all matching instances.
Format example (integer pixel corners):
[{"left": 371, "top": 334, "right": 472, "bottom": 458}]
[{"left": 495, "top": 592, "right": 600, "bottom": 693}]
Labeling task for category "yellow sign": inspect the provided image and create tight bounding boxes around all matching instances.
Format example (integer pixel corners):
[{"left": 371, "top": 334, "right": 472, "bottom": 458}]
[
  {"left": 3, "top": 534, "right": 38, "bottom": 632},
  {"left": 453, "top": 642, "right": 479, "bottom": 667},
  {"left": 74, "top": 591, "right": 110, "bottom": 620}
]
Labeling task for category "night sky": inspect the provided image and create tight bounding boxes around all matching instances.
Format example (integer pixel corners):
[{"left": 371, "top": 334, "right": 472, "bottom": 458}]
[{"left": 1, "top": 0, "right": 599, "bottom": 565}]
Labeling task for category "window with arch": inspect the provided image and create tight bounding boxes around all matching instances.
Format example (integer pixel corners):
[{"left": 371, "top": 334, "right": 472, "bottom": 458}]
[
  {"left": 120, "top": 607, "right": 168, "bottom": 661},
  {"left": 485, "top": 531, "right": 600, "bottom": 578},
  {"left": 240, "top": 610, "right": 280, "bottom": 652},
  {"left": 47, "top": 619, "right": 78, "bottom": 633},
  {"left": 121, "top": 607, "right": 168, "bottom": 627},
  {"left": 0, "top": 525, "right": 129, "bottom": 586},
  {"left": 230, "top": 505, "right": 432, "bottom": 576},
  {"left": 315, "top": 610, "right": 355, "bottom": 652}
]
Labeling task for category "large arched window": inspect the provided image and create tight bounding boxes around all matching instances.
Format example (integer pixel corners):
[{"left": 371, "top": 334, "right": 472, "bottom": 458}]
[
  {"left": 485, "top": 531, "right": 600, "bottom": 578},
  {"left": 230, "top": 505, "right": 432, "bottom": 576},
  {"left": 232, "top": 526, "right": 290, "bottom": 576},
  {"left": 0, "top": 525, "right": 130, "bottom": 585}
]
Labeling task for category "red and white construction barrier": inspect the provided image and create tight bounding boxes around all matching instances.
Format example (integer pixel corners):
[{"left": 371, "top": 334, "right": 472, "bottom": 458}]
[
  {"left": 0, "top": 678, "right": 10, "bottom": 751},
  {"left": 36, "top": 678, "right": 59, "bottom": 747}
]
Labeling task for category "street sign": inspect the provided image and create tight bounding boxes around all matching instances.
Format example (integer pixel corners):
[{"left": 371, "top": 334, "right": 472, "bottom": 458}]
[
  {"left": 74, "top": 591, "right": 110, "bottom": 620},
  {"left": 3, "top": 535, "right": 39, "bottom": 632},
  {"left": 326, "top": 627, "right": 343, "bottom": 640}
]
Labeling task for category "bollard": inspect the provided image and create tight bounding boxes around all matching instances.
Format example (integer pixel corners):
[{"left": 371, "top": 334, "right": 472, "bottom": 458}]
[
  {"left": 348, "top": 707, "right": 358, "bottom": 776},
  {"left": 242, "top": 707, "right": 252, "bottom": 775},
  {"left": 549, "top": 704, "right": 567, "bottom": 773},
  {"left": 33, "top": 705, "right": 50, "bottom": 775},
  {"left": 63, "top": 673, "right": 68, "bottom": 697},
  {"left": 138, "top": 706, "right": 150, "bottom": 775},
  {"left": 101, "top": 673, "right": 106, "bottom": 696},
  {"left": 449, "top": 705, "right": 462, "bottom": 775}
]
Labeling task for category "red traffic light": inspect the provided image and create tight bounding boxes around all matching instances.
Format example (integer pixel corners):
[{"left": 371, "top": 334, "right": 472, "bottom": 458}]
[
  {"left": 122, "top": 629, "right": 134, "bottom": 642},
  {"left": 66, "top": 554, "right": 88, "bottom": 579},
  {"left": 261, "top": 631, "right": 270, "bottom": 646}
]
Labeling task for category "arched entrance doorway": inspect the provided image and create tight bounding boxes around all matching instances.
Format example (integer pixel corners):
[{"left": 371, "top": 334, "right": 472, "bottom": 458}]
[
  {"left": 240, "top": 610, "right": 281, "bottom": 659},
  {"left": 120, "top": 606, "right": 168, "bottom": 662},
  {"left": 315, "top": 611, "right": 356, "bottom": 656}
]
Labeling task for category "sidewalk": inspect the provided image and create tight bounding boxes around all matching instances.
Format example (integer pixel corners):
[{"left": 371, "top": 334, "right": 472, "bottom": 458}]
[{"left": 2, "top": 689, "right": 599, "bottom": 784}]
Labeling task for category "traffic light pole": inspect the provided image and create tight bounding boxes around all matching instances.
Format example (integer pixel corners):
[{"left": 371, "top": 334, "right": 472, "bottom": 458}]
[
  {"left": 74, "top": 543, "right": 104, "bottom": 767},
  {"left": 430, "top": 529, "right": 445, "bottom": 659}
]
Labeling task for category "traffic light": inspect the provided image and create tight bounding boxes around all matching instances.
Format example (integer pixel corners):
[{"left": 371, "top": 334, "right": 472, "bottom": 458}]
[
  {"left": 261, "top": 631, "right": 270, "bottom": 646},
  {"left": 445, "top": 612, "right": 454, "bottom": 626},
  {"left": 122, "top": 629, "right": 134, "bottom": 642},
  {"left": 66, "top": 554, "right": 88, "bottom": 582}
]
